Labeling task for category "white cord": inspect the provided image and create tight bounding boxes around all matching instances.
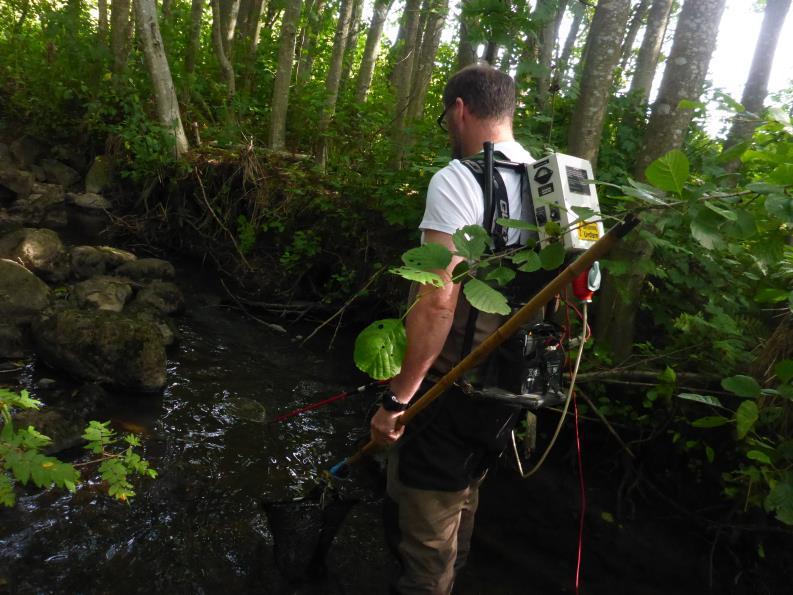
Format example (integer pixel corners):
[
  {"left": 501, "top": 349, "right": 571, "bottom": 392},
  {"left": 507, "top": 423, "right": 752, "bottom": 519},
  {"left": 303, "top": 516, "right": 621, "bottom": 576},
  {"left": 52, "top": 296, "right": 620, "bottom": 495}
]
[{"left": 513, "top": 302, "right": 588, "bottom": 479}]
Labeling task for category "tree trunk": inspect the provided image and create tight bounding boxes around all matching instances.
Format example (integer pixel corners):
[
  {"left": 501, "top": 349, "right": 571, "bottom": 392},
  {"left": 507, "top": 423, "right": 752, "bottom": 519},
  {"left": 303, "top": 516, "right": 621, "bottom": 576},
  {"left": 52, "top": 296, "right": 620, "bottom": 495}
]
[
  {"left": 536, "top": 0, "right": 568, "bottom": 109},
  {"left": 134, "top": 0, "right": 189, "bottom": 157},
  {"left": 339, "top": 0, "right": 364, "bottom": 91},
  {"left": 268, "top": 0, "right": 302, "bottom": 150},
  {"left": 161, "top": 0, "right": 173, "bottom": 18},
  {"left": 184, "top": 0, "right": 204, "bottom": 75},
  {"left": 619, "top": 0, "right": 651, "bottom": 72},
  {"left": 390, "top": 0, "right": 422, "bottom": 166},
  {"left": 316, "top": 0, "right": 355, "bottom": 169},
  {"left": 355, "top": 0, "right": 394, "bottom": 102},
  {"left": 553, "top": 0, "right": 585, "bottom": 88},
  {"left": 211, "top": 0, "right": 236, "bottom": 98},
  {"left": 98, "top": 0, "right": 109, "bottom": 40},
  {"left": 483, "top": 40, "right": 498, "bottom": 65},
  {"left": 567, "top": 0, "right": 632, "bottom": 165},
  {"left": 595, "top": 0, "right": 727, "bottom": 360},
  {"left": 629, "top": 0, "right": 673, "bottom": 100},
  {"left": 111, "top": 0, "right": 133, "bottom": 74},
  {"left": 723, "top": 0, "right": 791, "bottom": 161},
  {"left": 296, "top": 0, "right": 325, "bottom": 83},
  {"left": 456, "top": 0, "right": 476, "bottom": 70},
  {"left": 407, "top": 0, "right": 449, "bottom": 120},
  {"left": 220, "top": 0, "right": 241, "bottom": 53},
  {"left": 240, "top": 0, "right": 266, "bottom": 92}
]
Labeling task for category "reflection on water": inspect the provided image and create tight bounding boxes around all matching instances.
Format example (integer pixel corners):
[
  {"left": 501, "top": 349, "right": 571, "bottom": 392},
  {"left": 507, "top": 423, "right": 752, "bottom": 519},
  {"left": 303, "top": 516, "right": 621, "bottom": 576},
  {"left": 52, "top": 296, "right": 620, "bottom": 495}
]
[{"left": 0, "top": 288, "right": 386, "bottom": 594}]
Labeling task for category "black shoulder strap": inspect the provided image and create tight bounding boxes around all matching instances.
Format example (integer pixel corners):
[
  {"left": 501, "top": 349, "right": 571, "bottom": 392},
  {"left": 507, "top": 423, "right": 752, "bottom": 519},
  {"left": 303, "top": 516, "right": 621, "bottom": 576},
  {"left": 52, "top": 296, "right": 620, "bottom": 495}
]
[{"left": 460, "top": 157, "right": 510, "bottom": 251}]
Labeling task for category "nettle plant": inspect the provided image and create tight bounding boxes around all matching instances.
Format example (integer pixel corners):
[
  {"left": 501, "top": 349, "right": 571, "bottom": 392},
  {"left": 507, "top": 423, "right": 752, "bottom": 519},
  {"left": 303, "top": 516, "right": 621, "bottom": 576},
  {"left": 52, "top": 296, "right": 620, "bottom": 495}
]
[{"left": 0, "top": 388, "right": 156, "bottom": 507}]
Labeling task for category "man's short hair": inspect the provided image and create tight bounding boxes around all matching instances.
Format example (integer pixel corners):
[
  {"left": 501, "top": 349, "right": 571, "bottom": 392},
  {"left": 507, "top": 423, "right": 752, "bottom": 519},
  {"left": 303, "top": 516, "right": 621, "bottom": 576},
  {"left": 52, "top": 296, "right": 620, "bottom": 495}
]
[{"left": 442, "top": 65, "right": 516, "bottom": 122}]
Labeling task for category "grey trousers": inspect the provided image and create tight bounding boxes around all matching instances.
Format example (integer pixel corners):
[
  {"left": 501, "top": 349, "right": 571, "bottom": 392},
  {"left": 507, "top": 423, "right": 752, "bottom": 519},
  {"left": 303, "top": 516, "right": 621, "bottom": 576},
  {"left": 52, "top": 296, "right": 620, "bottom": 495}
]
[{"left": 385, "top": 449, "right": 482, "bottom": 595}]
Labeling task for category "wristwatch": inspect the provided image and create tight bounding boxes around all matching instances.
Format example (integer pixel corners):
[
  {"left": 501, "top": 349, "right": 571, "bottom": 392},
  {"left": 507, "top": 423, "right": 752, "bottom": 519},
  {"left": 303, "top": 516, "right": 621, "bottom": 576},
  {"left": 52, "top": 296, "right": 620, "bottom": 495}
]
[{"left": 380, "top": 392, "right": 410, "bottom": 412}]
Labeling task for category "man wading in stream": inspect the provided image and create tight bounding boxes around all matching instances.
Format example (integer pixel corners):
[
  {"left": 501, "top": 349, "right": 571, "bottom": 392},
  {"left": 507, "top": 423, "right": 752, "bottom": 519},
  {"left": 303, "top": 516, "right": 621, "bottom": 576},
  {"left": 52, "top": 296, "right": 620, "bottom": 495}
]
[{"left": 370, "top": 65, "right": 538, "bottom": 594}]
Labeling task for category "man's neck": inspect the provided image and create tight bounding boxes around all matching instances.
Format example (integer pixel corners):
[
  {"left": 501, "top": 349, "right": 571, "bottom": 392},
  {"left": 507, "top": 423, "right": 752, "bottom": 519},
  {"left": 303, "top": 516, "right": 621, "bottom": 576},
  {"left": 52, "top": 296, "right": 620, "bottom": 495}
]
[{"left": 461, "top": 125, "right": 515, "bottom": 158}]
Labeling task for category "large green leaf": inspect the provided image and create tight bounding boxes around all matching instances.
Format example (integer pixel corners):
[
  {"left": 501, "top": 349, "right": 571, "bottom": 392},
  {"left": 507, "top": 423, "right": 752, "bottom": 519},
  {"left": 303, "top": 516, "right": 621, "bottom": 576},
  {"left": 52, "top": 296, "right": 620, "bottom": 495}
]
[
  {"left": 735, "top": 400, "right": 759, "bottom": 438},
  {"left": 485, "top": 266, "right": 516, "bottom": 287},
  {"left": 690, "top": 210, "right": 721, "bottom": 250},
  {"left": 496, "top": 218, "right": 539, "bottom": 232},
  {"left": 644, "top": 149, "right": 689, "bottom": 195},
  {"left": 390, "top": 266, "right": 444, "bottom": 287},
  {"left": 452, "top": 225, "right": 490, "bottom": 260},
  {"left": 401, "top": 243, "right": 451, "bottom": 271},
  {"left": 765, "top": 194, "right": 793, "bottom": 224},
  {"left": 514, "top": 250, "right": 541, "bottom": 272},
  {"left": 676, "top": 393, "right": 724, "bottom": 408},
  {"left": 691, "top": 416, "right": 731, "bottom": 428},
  {"left": 765, "top": 476, "right": 793, "bottom": 525},
  {"left": 354, "top": 319, "right": 407, "bottom": 380},
  {"left": 721, "top": 375, "right": 761, "bottom": 398},
  {"left": 463, "top": 279, "right": 511, "bottom": 315},
  {"left": 767, "top": 106, "right": 793, "bottom": 135},
  {"left": 774, "top": 360, "right": 793, "bottom": 384},
  {"left": 539, "top": 243, "right": 565, "bottom": 270}
]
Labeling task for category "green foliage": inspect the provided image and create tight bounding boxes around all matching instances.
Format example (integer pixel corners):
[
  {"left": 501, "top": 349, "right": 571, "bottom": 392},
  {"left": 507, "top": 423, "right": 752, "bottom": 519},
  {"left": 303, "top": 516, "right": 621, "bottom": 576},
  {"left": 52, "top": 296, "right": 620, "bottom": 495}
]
[{"left": 0, "top": 389, "right": 155, "bottom": 506}]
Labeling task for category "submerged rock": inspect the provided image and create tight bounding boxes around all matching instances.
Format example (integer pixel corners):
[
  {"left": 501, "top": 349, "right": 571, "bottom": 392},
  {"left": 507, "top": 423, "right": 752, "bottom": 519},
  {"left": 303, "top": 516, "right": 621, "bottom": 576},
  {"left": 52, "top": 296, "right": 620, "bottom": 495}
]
[
  {"left": 85, "top": 155, "right": 114, "bottom": 194},
  {"left": 72, "top": 276, "right": 133, "bottom": 312},
  {"left": 0, "top": 227, "right": 69, "bottom": 282},
  {"left": 116, "top": 257, "right": 175, "bottom": 281},
  {"left": 9, "top": 135, "right": 46, "bottom": 168},
  {"left": 0, "top": 258, "right": 52, "bottom": 322},
  {"left": 66, "top": 191, "right": 112, "bottom": 210},
  {"left": 40, "top": 158, "right": 80, "bottom": 188},
  {"left": 70, "top": 244, "right": 136, "bottom": 279},
  {"left": 0, "top": 166, "right": 35, "bottom": 199},
  {"left": 130, "top": 280, "right": 184, "bottom": 315},
  {"left": 32, "top": 308, "right": 167, "bottom": 393}
]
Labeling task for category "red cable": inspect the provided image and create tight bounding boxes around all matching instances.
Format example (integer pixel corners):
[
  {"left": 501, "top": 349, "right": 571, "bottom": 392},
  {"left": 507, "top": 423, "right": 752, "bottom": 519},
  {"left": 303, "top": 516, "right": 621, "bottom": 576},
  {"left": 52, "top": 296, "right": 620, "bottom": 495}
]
[
  {"left": 270, "top": 380, "right": 388, "bottom": 423},
  {"left": 573, "top": 389, "right": 586, "bottom": 594}
]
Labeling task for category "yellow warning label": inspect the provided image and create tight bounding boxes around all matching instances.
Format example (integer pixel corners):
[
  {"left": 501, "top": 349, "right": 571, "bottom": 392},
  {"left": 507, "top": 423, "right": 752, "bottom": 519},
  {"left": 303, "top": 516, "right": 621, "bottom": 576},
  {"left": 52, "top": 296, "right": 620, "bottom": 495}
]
[{"left": 578, "top": 222, "right": 600, "bottom": 242}]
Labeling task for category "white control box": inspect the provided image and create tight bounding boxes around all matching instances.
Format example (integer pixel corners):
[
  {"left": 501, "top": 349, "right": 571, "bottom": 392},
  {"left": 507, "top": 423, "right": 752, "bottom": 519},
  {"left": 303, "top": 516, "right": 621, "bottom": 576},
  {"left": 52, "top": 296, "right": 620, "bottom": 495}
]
[{"left": 527, "top": 153, "right": 604, "bottom": 252}]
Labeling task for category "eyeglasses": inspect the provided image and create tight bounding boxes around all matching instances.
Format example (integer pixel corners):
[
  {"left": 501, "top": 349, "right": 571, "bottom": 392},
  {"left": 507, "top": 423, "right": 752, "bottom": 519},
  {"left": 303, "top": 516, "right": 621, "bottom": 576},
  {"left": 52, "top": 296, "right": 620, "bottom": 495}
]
[{"left": 437, "top": 107, "right": 448, "bottom": 132}]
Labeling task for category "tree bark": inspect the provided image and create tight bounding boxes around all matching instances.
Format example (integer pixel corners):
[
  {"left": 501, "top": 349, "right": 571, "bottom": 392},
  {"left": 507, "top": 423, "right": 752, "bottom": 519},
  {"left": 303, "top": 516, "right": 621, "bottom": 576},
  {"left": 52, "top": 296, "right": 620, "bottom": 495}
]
[
  {"left": 316, "top": 0, "right": 355, "bottom": 169},
  {"left": 407, "top": 0, "right": 449, "bottom": 120},
  {"left": 161, "top": 0, "right": 173, "bottom": 18},
  {"left": 595, "top": 0, "right": 727, "bottom": 360},
  {"left": 554, "top": 0, "right": 585, "bottom": 89},
  {"left": 355, "top": 0, "right": 394, "bottom": 102},
  {"left": 220, "top": 0, "right": 241, "bottom": 53},
  {"left": 567, "top": 0, "right": 632, "bottom": 165},
  {"left": 390, "top": 0, "right": 422, "bottom": 166},
  {"left": 536, "top": 0, "right": 568, "bottom": 109},
  {"left": 339, "top": 0, "right": 364, "bottom": 91},
  {"left": 240, "top": 0, "right": 266, "bottom": 92},
  {"left": 184, "top": 0, "right": 204, "bottom": 75},
  {"left": 111, "top": 0, "right": 133, "bottom": 74},
  {"left": 483, "top": 40, "right": 498, "bottom": 65},
  {"left": 98, "top": 0, "right": 109, "bottom": 40},
  {"left": 296, "top": 0, "right": 325, "bottom": 83},
  {"left": 134, "top": 0, "right": 189, "bottom": 157},
  {"left": 268, "top": 0, "right": 302, "bottom": 150},
  {"left": 629, "top": 0, "right": 673, "bottom": 100},
  {"left": 456, "top": 0, "right": 477, "bottom": 71},
  {"left": 723, "top": 0, "right": 792, "bottom": 159},
  {"left": 619, "top": 0, "right": 651, "bottom": 72},
  {"left": 211, "top": 0, "right": 236, "bottom": 98}
]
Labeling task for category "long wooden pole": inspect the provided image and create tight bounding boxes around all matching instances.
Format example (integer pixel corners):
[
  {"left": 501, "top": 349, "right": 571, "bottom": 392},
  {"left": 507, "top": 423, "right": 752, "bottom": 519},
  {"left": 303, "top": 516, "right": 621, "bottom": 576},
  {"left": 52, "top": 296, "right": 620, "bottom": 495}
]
[{"left": 344, "top": 215, "right": 639, "bottom": 468}]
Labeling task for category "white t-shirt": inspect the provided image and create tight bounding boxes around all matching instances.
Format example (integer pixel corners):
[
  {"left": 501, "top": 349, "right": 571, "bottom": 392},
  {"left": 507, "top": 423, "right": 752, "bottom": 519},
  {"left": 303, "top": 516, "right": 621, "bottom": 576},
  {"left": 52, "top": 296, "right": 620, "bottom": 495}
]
[{"left": 419, "top": 140, "right": 535, "bottom": 245}]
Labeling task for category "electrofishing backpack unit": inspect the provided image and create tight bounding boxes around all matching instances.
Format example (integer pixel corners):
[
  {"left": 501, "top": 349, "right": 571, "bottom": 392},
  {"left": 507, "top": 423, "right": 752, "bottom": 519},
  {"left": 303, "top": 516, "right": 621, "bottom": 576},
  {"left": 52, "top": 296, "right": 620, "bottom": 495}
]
[{"left": 456, "top": 142, "right": 602, "bottom": 411}]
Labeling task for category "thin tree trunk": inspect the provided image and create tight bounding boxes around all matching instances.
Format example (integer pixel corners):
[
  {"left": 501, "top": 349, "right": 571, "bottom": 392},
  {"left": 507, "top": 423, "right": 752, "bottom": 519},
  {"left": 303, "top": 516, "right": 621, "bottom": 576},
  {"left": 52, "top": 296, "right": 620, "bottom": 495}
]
[
  {"left": 567, "top": 0, "right": 632, "bottom": 165},
  {"left": 339, "top": 0, "right": 364, "bottom": 91},
  {"left": 316, "top": 0, "right": 355, "bottom": 169},
  {"left": 456, "top": 0, "right": 476, "bottom": 70},
  {"left": 111, "top": 0, "right": 133, "bottom": 74},
  {"left": 355, "top": 0, "right": 394, "bottom": 102},
  {"left": 407, "top": 0, "right": 449, "bottom": 120},
  {"left": 536, "top": 0, "right": 568, "bottom": 109},
  {"left": 483, "top": 40, "right": 498, "bottom": 65},
  {"left": 391, "top": 0, "right": 422, "bottom": 166},
  {"left": 269, "top": 0, "right": 302, "bottom": 150},
  {"left": 184, "top": 0, "right": 204, "bottom": 75},
  {"left": 211, "top": 0, "right": 236, "bottom": 98},
  {"left": 240, "top": 0, "right": 266, "bottom": 92},
  {"left": 296, "top": 0, "right": 324, "bottom": 83},
  {"left": 723, "top": 0, "right": 791, "bottom": 164},
  {"left": 220, "top": 0, "right": 241, "bottom": 53},
  {"left": 161, "top": 0, "right": 173, "bottom": 18},
  {"left": 629, "top": 0, "right": 673, "bottom": 100},
  {"left": 134, "top": 0, "right": 189, "bottom": 156},
  {"left": 98, "top": 0, "right": 109, "bottom": 39},
  {"left": 595, "top": 0, "right": 727, "bottom": 360},
  {"left": 554, "top": 0, "right": 585, "bottom": 88},
  {"left": 619, "top": 0, "right": 651, "bottom": 72}
]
